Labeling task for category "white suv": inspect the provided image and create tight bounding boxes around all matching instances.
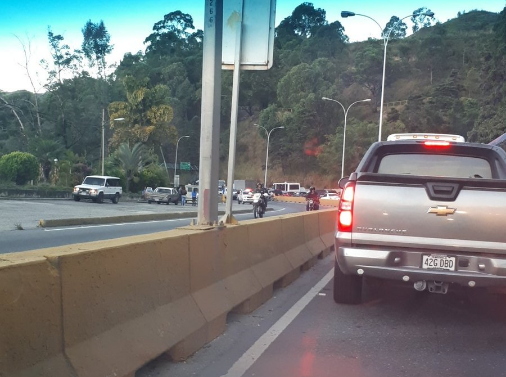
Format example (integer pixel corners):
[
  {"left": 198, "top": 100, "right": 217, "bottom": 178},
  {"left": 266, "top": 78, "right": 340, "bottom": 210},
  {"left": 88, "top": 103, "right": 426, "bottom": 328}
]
[{"left": 73, "top": 175, "right": 122, "bottom": 204}]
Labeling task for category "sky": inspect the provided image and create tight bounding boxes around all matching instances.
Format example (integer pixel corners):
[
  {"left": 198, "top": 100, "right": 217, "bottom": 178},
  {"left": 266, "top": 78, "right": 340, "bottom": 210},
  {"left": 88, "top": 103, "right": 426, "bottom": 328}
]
[{"left": 1, "top": 0, "right": 505, "bottom": 92}]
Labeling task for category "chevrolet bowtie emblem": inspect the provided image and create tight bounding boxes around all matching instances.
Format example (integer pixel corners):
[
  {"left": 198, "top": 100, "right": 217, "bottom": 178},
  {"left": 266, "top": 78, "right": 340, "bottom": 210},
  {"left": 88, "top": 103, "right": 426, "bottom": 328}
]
[{"left": 428, "top": 206, "right": 456, "bottom": 216}]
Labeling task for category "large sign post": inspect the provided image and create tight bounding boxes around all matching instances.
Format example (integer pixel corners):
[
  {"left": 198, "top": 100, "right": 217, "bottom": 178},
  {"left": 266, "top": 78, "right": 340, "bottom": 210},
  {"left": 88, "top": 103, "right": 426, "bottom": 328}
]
[{"left": 220, "top": 0, "right": 276, "bottom": 224}]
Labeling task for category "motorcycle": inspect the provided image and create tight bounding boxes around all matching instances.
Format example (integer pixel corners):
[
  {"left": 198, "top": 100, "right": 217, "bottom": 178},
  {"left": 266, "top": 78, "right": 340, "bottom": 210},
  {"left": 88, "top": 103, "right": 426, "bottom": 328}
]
[
  {"left": 306, "top": 198, "right": 319, "bottom": 211},
  {"left": 252, "top": 192, "right": 267, "bottom": 218}
]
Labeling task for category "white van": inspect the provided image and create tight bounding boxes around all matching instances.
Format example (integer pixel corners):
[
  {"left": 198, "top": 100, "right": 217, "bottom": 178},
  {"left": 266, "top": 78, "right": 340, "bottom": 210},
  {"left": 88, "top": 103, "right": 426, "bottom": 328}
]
[{"left": 272, "top": 182, "right": 304, "bottom": 194}]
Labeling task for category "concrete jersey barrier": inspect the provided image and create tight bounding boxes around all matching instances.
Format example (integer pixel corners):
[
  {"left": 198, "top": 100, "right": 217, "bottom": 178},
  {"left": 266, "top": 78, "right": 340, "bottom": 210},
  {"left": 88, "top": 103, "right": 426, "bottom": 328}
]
[{"left": 0, "top": 210, "right": 337, "bottom": 377}]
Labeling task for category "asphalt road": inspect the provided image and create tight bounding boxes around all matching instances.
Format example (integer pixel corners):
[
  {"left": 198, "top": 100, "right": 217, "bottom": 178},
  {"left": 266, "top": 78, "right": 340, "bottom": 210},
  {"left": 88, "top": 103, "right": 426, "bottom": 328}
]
[
  {"left": 138, "top": 252, "right": 506, "bottom": 377},
  {"left": 0, "top": 199, "right": 305, "bottom": 254}
]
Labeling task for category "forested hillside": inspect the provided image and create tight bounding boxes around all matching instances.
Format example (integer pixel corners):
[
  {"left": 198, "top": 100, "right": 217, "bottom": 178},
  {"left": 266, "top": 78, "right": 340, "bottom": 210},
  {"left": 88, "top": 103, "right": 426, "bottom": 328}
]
[{"left": 1, "top": 4, "right": 505, "bottom": 190}]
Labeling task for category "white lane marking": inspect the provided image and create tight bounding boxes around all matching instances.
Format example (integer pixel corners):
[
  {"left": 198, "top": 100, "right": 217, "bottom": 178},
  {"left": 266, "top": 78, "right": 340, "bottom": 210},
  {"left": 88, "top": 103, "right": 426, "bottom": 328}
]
[
  {"left": 42, "top": 208, "right": 288, "bottom": 232},
  {"left": 221, "top": 268, "right": 334, "bottom": 377}
]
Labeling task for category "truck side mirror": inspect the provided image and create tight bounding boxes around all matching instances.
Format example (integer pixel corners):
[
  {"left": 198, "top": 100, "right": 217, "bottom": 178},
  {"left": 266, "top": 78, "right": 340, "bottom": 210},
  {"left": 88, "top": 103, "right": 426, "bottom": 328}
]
[{"left": 338, "top": 177, "right": 349, "bottom": 189}]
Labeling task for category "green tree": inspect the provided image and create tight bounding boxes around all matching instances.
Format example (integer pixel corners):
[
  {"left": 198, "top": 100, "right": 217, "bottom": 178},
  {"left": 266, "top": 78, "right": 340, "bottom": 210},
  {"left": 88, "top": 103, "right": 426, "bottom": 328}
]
[
  {"left": 411, "top": 7, "right": 435, "bottom": 33},
  {"left": 81, "top": 20, "right": 113, "bottom": 79},
  {"left": 286, "top": 2, "right": 327, "bottom": 38},
  {"left": 493, "top": 7, "right": 506, "bottom": 52},
  {"left": 353, "top": 41, "right": 385, "bottom": 107},
  {"left": 108, "top": 76, "right": 177, "bottom": 148},
  {"left": 28, "top": 138, "right": 64, "bottom": 182},
  {"left": 383, "top": 16, "right": 407, "bottom": 39},
  {"left": 144, "top": 11, "right": 197, "bottom": 55},
  {"left": 115, "top": 142, "right": 145, "bottom": 192},
  {"left": 42, "top": 28, "right": 81, "bottom": 86},
  {"left": 0, "top": 151, "right": 39, "bottom": 185}
]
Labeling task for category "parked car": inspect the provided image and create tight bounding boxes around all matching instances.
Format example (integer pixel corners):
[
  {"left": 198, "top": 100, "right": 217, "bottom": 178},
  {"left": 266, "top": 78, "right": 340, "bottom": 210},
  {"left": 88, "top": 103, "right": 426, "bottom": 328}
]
[
  {"left": 73, "top": 175, "right": 122, "bottom": 204},
  {"left": 147, "top": 187, "right": 180, "bottom": 205},
  {"left": 237, "top": 189, "right": 254, "bottom": 204}
]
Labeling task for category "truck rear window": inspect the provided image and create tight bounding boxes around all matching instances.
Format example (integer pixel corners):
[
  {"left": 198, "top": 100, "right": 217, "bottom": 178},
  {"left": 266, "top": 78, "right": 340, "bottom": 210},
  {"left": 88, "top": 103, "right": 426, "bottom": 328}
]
[{"left": 377, "top": 154, "right": 492, "bottom": 178}]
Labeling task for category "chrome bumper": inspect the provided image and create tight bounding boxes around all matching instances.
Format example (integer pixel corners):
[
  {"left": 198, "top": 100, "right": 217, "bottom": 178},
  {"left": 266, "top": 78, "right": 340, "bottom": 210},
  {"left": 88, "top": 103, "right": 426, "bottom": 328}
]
[{"left": 336, "top": 246, "right": 506, "bottom": 287}]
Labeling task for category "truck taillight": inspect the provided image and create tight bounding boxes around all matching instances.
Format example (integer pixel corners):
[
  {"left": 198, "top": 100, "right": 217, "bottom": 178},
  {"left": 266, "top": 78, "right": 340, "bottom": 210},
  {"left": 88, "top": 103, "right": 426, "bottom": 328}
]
[
  {"left": 424, "top": 141, "right": 450, "bottom": 147},
  {"left": 338, "top": 182, "right": 355, "bottom": 232}
]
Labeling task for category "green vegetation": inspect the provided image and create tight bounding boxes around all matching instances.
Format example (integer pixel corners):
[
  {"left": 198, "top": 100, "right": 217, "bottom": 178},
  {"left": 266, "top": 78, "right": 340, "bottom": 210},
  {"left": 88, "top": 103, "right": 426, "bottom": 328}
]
[
  {"left": 0, "top": 151, "right": 39, "bottom": 185},
  {"left": 1, "top": 4, "right": 505, "bottom": 189}
]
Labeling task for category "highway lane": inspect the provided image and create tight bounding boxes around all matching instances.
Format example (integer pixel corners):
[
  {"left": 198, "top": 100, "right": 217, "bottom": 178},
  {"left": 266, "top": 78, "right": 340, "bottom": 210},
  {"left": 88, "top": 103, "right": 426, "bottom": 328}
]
[
  {"left": 138, "top": 253, "right": 506, "bottom": 377},
  {"left": 0, "top": 200, "right": 305, "bottom": 254}
]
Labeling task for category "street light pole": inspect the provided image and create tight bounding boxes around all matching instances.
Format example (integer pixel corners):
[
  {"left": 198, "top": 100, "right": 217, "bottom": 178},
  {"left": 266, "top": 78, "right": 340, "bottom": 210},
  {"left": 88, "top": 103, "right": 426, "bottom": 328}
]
[
  {"left": 174, "top": 135, "right": 190, "bottom": 186},
  {"left": 341, "top": 11, "right": 434, "bottom": 141},
  {"left": 254, "top": 124, "right": 284, "bottom": 187},
  {"left": 322, "top": 97, "right": 371, "bottom": 178},
  {"left": 101, "top": 109, "right": 105, "bottom": 175}
]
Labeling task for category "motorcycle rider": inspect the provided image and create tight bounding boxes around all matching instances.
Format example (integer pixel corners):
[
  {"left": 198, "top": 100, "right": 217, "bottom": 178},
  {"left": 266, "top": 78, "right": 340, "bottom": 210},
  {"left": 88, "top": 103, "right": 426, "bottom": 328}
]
[
  {"left": 306, "top": 186, "right": 320, "bottom": 211},
  {"left": 255, "top": 182, "right": 268, "bottom": 211}
]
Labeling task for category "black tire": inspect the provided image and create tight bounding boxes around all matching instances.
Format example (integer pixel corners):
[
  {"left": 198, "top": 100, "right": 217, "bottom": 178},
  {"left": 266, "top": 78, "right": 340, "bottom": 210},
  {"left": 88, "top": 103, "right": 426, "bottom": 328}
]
[
  {"left": 333, "top": 258, "right": 362, "bottom": 304},
  {"left": 73, "top": 196, "right": 80, "bottom": 202},
  {"left": 148, "top": 200, "right": 152, "bottom": 204},
  {"left": 253, "top": 205, "right": 258, "bottom": 218},
  {"left": 97, "top": 192, "right": 104, "bottom": 204},
  {"left": 111, "top": 193, "right": 119, "bottom": 204},
  {"left": 174, "top": 200, "right": 179, "bottom": 205},
  {"left": 157, "top": 202, "right": 161, "bottom": 204}
]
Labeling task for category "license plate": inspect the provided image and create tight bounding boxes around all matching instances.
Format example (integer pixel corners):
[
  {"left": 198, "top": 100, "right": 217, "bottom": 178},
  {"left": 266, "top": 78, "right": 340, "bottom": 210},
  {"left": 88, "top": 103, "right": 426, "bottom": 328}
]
[{"left": 422, "top": 255, "right": 456, "bottom": 271}]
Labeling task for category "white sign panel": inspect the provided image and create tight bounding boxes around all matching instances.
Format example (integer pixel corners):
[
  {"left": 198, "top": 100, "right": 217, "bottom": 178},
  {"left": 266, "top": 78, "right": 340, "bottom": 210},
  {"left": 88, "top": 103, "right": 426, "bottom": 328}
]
[{"left": 222, "top": 0, "right": 276, "bottom": 70}]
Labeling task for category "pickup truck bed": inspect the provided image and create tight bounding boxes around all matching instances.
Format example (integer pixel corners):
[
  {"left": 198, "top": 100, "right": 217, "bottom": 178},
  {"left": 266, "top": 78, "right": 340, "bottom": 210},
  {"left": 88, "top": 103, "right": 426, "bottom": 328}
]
[{"left": 334, "top": 138, "right": 506, "bottom": 304}]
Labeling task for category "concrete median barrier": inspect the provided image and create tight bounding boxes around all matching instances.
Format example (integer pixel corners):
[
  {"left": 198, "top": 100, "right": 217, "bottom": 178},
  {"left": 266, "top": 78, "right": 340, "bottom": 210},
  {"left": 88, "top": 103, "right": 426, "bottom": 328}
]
[
  {"left": 281, "top": 214, "right": 314, "bottom": 272},
  {"left": 0, "top": 254, "right": 74, "bottom": 377},
  {"left": 304, "top": 212, "right": 327, "bottom": 259},
  {"left": 1, "top": 211, "right": 332, "bottom": 377},
  {"left": 187, "top": 225, "right": 264, "bottom": 343},
  {"left": 273, "top": 196, "right": 305, "bottom": 204},
  {"left": 52, "top": 231, "right": 206, "bottom": 377},
  {"left": 318, "top": 209, "right": 338, "bottom": 258},
  {"left": 245, "top": 217, "right": 297, "bottom": 288}
]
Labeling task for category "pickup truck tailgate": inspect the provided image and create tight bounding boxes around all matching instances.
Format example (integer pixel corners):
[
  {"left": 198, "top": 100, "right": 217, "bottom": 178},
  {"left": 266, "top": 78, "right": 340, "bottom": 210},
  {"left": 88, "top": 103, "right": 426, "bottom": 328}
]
[{"left": 352, "top": 180, "right": 506, "bottom": 254}]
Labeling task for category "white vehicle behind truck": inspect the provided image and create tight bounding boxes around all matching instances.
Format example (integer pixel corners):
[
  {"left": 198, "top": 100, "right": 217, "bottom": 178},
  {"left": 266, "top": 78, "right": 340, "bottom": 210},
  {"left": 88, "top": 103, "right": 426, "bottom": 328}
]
[
  {"left": 334, "top": 133, "right": 506, "bottom": 304},
  {"left": 73, "top": 175, "right": 122, "bottom": 204}
]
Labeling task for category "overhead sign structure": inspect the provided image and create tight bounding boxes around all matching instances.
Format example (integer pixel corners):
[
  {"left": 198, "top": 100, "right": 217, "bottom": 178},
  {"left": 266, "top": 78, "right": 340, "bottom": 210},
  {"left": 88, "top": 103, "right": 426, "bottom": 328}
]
[{"left": 222, "top": 0, "right": 276, "bottom": 70}]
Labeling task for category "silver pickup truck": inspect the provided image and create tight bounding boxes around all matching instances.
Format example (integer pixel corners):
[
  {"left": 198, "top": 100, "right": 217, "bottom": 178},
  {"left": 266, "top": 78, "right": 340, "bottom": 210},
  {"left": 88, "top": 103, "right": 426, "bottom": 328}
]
[{"left": 334, "top": 133, "right": 506, "bottom": 304}]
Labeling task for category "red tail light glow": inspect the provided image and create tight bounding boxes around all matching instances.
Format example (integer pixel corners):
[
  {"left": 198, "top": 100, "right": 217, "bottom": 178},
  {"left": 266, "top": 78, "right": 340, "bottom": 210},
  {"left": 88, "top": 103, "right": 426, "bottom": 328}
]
[
  {"left": 424, "top": 141, "right": 450, "bottom": 147},
  {"left": 338, "top": 183, "right": 355, "bottom": 232}
]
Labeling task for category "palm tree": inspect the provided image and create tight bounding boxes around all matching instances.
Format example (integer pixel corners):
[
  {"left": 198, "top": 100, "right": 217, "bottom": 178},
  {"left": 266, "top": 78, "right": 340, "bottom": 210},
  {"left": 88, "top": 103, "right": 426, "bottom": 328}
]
[
  {"left": 116, "top": 142, "right": 145, "bottom": 192},
  {"left": 28, "top": 138, "right": 63, "bottom": 182}
]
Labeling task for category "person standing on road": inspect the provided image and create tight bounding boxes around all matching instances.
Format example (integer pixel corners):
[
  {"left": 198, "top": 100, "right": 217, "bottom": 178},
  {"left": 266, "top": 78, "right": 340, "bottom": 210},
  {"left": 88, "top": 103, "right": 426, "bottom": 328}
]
[
  {"left": 181, "top": 186, "right": 187, "bottom": 206},
  {"left": 192, "top": 188, "right": 197, "bottom": 206}
]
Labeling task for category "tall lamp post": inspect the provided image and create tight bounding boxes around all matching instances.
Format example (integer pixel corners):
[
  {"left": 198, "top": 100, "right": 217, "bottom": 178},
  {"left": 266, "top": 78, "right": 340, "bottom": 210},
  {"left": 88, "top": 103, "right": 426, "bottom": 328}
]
[
  {"left": 174, "top": 135, "right": 190, "bottom": 186},
  {"left": 341, "top": 10, "right": 434, "bottom": 141},
  {"left": 322, "top": 97, "right": 371, "bottom": 178},
  {"left": 254, "top": 124, "right": 284, "bottom": 187},
  {"left": 107, "top": 117, "right": 125, "bottom": 176}
]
